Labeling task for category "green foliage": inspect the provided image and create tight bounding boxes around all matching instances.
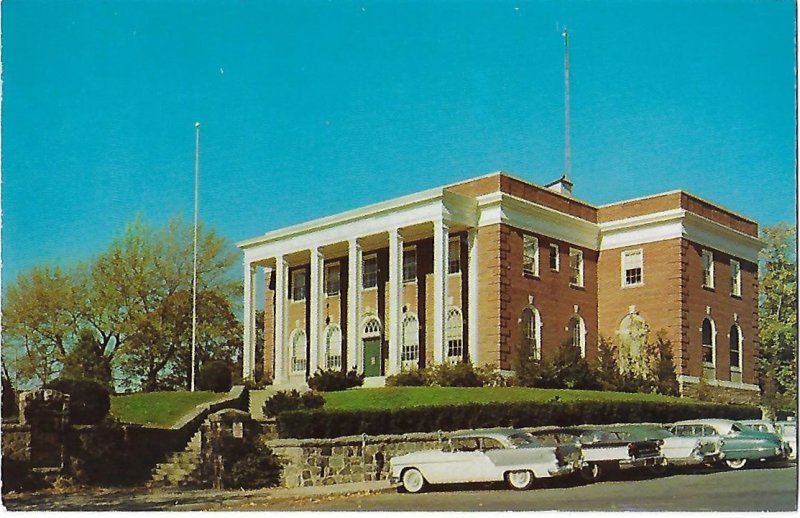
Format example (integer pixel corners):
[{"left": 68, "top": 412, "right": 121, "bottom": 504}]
[
  {"left": 653, "top": 331, "right": 679, "bottom": 396},
  {"left": 758, "top": 223, "right": 797, "bottom": 415},
  {"left": 2, "top": 376, "right": 18, "bottom": 418},
  {"left": 514, "top": 339, "right": 597, "bottom": 390},
  {"left": 307, "top": 369, "right": 364, "bottom": 392},
  {"left": 426, "top": 362, "right": 484, "bottom": 387},
  {"left": 385, "top": 368, "right": 428, "bottom": 387},
  {"left": 2, "top": 216, "right": 240, "bottom": 392},
  {"left": 277, "top": 399, "right": 760, "bottom": 439},
  {"left": 217, "top": 436, "right": 282, "bottom": 489},
  {"left": 110, "top": 391, "right": 225, "bottom": 427},
  {"left": 60, "top": 329, "right": 113, "bottom": 389},
  {"left": 43, "top": 378, "right": 111, "bottom": 425},
  {"left": 197, "top": 360, "right": 233, "bottom": 392},
  {"left": 262, "top": 389, "right": 325, "bottom": 418}
]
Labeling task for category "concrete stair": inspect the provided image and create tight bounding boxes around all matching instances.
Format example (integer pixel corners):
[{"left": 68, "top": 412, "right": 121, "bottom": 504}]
[
  {"left": 248, "top": 388, "right": 280, "bottom": 421},
  {"left": 150, "top": 428, "right": 203, "bottom": 487}
]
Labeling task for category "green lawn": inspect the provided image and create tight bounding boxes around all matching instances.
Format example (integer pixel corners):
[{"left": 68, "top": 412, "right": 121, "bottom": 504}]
[
  {"left": 110, "top": 391, "right": 227, "bottom": 427},
  {"left": 322, "top": 386, "right": 687, "bottom": 411}
]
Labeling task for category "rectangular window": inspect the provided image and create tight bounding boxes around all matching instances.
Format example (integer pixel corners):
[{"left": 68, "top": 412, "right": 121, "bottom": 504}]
[
  {"left": 523, "top": 235, "right": 539, "bottom": 276},
  {"left": 291, "top": 269, "right": 306, "bottom": 301},
  {"left": 730, "top": 259, "right": 741, "bottom": 297},
  {"left": 622, "top": 249, "right": 644, "bottom": 287},
  {"left": 325, "top": 263, "right": 340, "bottom": 296},
  {"left": 549, "top": 244, "right": 560, "bottom": 271},
  {"left": 569, "top": 248, "right": 584, "bottom": 287},
  {"left": 448, "top": 237, "right": 461, "bottom": 274},
  {"left": 702, "top": 250, "right": 715, "bottom": 289},
  {"left": 403, "top": 247, "right": 417, "bottom": 283},
  {"left": 362, "top": 254, "right": 378, "bottom": 289}
]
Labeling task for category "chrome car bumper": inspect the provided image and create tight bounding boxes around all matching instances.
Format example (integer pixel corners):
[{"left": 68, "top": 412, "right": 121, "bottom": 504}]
[
  {"left": 619, "top": 456, "right": 666, "bottom": 470},
  {"left": 389, "top": 474, "right": 401, "bottom": 487},
  {"left": 548, "top": 460, "right": 582, "bottom": 477}
]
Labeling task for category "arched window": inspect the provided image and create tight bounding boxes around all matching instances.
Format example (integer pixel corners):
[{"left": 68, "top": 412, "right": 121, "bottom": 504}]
[
  {"left": 702, "top": 318, "right": 715, "bottom": 366},
  {"left": 729, "top": 324, "right": 742, "bottom": 371},
  {"left": 401, "top": 313, "right": 420, "bottom": 366},
  {"left": 521, "top": 307, "right": 541, "bottom": 361},
  {"left": 325, "top": 324, "right": 343, "bottom": 370},
  {"left": 568, "top": 315, "right": 586, "bottom": 358},
  {"left": 363, "top": 316, "right": 382, "bottom": 338},
  {"left": 289, "top": 329, "right": 307, "bottom": 373},
  {"left": 446, "top": 307, "right": 464, "bottom": 363}
]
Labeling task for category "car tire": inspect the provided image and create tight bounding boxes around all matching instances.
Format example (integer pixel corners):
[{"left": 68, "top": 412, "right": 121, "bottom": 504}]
[
  {"left": 401, "top": 468, "right": 427, "bottom": 494},
  {"left": 579, "top": 463, "right": 601, "bottom": 482},
  {"left": 724, "top": 458, "right": 747, "bottom": 470},
  {"left": 505, "top": 470, "right": 534, "bottom": 490}
]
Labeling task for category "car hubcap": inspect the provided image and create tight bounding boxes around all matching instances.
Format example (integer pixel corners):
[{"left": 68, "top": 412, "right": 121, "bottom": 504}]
[
  {"left": 508, "top": 471, "right": 532, "bottom": 488},
  {"left": 726, "top": 458, "right": 747, "bottom": 469},
  {"left": 403, "top": 469, "right": 424, "bottom": 492}
]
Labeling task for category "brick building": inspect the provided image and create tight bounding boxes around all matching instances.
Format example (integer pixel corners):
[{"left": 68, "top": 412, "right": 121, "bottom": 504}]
[{"left": 238, "top": 172, "right": 762, "bottom": 402}]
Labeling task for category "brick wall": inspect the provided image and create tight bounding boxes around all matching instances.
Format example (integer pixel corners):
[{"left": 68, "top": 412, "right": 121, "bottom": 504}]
[
  {"left": 505, "top": 226, "right": 599, "bottom": 363},
  {"left": 597, "top": 239, "right": 685, "bottom": 370},
  {"left": 682, "top": 240, "right": 758, "bottom": 384}
]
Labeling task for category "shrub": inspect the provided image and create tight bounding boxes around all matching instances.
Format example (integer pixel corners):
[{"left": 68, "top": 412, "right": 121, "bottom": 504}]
[
  {"left": 60, "top": 329, "right": 113, "bottom": 390},
  {"left": 220, "top": 438, "right": 282, "bottom": 489},
  {"left": 2, "top": 376, "right": 17, "bottom": 418},
  {"left": 43, "top": 378, "right": 110, "bottom": 425},
  {"left": 262, "top": 389, "right": 324, "bottom": 418},
  {"left": 428, "top": 362, "right": 484, "bottom": 387},
  {"left": 197, "top": 360, "right": 233, "bottom": 392},
  {"left": 653, "top": 331, "right": 680, "bottom": 396},
  {"left": 307, "top": 369, "right": 364, "bottom": 392},
  {"left": 276, "top": 399, "right": 761, "bottom": 439},
  {"left": 386, "top": 368, "right": 428, "bottom": 387}
]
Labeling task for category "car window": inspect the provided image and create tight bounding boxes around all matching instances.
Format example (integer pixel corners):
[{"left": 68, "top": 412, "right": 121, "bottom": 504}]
[
  {"left": 481, "top": 438, "right": 504, "bottom": 451},
  {"left": 730, "top": 423, "right": 743, "bottom": 433},
  {"left": 507, "top": 433, "right": 539, "bottom": 447},
  {"left": 452, "top": 438, "right": 480, "bottom": 452}
]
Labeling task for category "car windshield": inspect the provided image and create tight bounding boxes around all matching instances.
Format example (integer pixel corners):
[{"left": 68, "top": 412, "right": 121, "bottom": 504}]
[{"left": 731, "top": 423, "right": 743, "bottom": 432}]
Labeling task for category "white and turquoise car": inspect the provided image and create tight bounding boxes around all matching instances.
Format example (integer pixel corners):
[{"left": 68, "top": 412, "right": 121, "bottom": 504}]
[
  {"left": 389, "top": 428, "right": 583, "bottom": 493},
  {"left": 669, "top": 419, "right": 785, "bottom": 470}
]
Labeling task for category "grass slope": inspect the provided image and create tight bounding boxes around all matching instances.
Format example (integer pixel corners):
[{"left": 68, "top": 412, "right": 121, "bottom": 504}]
[
  {"left": 322, "top": 386, "right": 687, "bottom": 412},
  {"left": 110, "top": 391, "right": 226, "bottom": 427}
]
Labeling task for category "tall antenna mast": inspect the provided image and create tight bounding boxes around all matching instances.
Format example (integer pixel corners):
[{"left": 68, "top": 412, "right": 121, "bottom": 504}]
[
  {"left": 191, "top": 121, "right": 200, "bottom": 392},
  {"left": 562, "top": 26, "right": 571, "bottom": 182}
]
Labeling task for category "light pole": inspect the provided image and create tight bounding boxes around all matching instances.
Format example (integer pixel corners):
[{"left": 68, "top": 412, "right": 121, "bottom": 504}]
[{"left": 191, "top": 121, "right": 200, "bottom": 392}]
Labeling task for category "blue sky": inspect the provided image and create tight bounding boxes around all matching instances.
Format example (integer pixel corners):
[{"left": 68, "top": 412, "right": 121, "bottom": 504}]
[{"left": 2, "top": 0, "right": 796, "bottom": 288}]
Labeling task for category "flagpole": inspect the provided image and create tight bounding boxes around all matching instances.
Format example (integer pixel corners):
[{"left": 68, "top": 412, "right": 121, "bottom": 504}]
[{"left": 191, "top": 121, "right": 200, "bottom": 392}]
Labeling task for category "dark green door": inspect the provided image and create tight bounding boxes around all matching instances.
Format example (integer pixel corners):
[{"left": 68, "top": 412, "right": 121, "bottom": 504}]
[{"left": 363, "top": 338, "right": 382, "bottom": 377}]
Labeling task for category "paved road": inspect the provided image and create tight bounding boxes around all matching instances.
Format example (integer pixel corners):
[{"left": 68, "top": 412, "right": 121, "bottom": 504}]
[
  {"left": 256, "top": 463, "right": 798, "bottom": 512},
  {"left": 4, "top": 463, "right": 796, "bottom": 511}
]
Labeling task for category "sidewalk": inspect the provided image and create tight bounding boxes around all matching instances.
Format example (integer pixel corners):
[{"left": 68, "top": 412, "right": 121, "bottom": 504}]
[{"left": 3, "top": 479, "right": 394, "bottom": 511}]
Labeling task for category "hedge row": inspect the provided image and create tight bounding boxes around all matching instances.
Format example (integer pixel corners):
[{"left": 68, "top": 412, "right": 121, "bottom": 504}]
[{"left": 276, "top": 400, "right": 760, "bottom": 439}]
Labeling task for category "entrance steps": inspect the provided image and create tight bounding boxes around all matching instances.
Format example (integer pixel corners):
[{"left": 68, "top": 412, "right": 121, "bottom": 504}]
[{"left": 150, "top": 428, "right": 203, "bottom": 487}]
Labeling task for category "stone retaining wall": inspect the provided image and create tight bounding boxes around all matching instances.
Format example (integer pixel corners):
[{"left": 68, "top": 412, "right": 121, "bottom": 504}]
[{"left": 266, "top": 431, "right": 446, "bottom": 488}]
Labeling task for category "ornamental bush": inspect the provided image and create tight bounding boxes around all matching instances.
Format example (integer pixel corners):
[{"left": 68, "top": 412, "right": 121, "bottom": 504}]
[
  {"left": 43, "top": 378, "right": 110, "bottom": 425},
  {"left": 385, "top": 369, "right": 428, "bottom": 387},
  {"left": 307, "top": 369, "right": 364, "bottom": 392},
  {"left": 262, "top": 389, "right": 325, "bottom": 418},
  {"left": 197, "top": 360, "right": 233, "bottom": 393},
  {"left": 220, "top": 437, "right": 282, "bottom": 489}
]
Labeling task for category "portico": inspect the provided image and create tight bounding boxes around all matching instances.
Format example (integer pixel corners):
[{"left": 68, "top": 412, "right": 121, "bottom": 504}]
[{"left": 239, "top": 187, "right": 481, "bottom": 385}]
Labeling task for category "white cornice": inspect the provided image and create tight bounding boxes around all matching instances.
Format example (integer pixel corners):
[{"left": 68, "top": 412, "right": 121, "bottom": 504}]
[
  {"left": 599, "top": 209, "right": 763, "bottom": 262},
  {"left": 476, "top": 192, "right": 600, "bottom": 250}
]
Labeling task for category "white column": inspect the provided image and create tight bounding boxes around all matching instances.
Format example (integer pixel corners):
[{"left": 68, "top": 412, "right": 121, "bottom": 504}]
[
  {"left": 347, "top": 238, "right": 362, "bottom": 373},
  {"left": 274, "top": 255, "right": 289, "bottom": 384},
  {"left": 433, "top": 219, "right": 449, "bottom": 364},
  {"left": 309, "top": 247, "right": 324, "bottom": 376},
  {"left": 388, "top": 228, "right": 404, "bottom": 375},
  {"left": 242, "top": 261, "right": 257, "bottom": 380},
  {"left": 467, "top": 229, "right": 479, "bottom": 365}
]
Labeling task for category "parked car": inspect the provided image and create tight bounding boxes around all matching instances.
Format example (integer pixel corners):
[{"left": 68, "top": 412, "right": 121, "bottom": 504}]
[
  {"left": 668, "top": 419, "right": 785, "bottom": 470},
  {"left": 609, "top": 424, "right": 722, "bottom": 468},
  {"left": 527, "top": 427, "right": 665, "bottom": 481},
  {"left": 740, "top": 419, "right": 796, "bottom": 461},
  {"left": 389, "top": 428, "right": 583, "bottom": 493},
  {"left": 774, "top": 420, "right": 797, "bottom": 461}
]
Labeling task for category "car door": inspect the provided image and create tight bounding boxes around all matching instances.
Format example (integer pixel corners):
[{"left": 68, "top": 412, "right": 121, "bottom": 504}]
[{"left": 423, "top": 438, "right": 496, "bottom": 484}]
